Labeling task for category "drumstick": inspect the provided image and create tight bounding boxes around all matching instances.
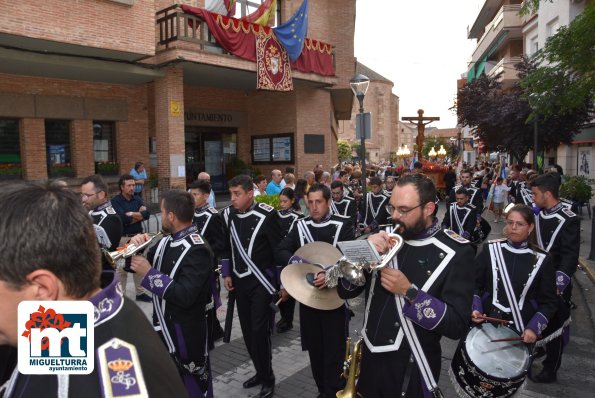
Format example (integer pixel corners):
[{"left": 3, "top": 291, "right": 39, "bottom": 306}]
[
  {"left": 473, "top": 315, "right": 513, "bottom": 325},
  {"left": 490, "top": 336, "right": 542, "bottom": 343}
]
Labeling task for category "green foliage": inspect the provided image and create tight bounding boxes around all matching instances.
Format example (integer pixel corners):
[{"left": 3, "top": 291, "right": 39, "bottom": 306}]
[
  {"left": 560, "top": 176, "right": 593, "bottom": 203},
  {"left": 422, "top": 136, "right": 445, "bottom": 159},
  {"left": 520, "top": 3, "right": 594, "bottom": 120},
  {"left": 254, "top": 193, "right": 280, "bottom": 210},
  {"left": 95, "top": 161, "right": 119, "bottom": 175},
  {"left": 0, "top": 163, "right": 22, "bottom": 176},
  {"left": 519, "top": 0, "right": 551, "bottom": 16},
  {"left": 148, "top": 173, "right": 158, "bottom": 189},
  {"left": 351, "top": 143, "right": 362, "bottom": 159},
  {"left": 337, "top": 140, "right": 352, "bottom": 162}
]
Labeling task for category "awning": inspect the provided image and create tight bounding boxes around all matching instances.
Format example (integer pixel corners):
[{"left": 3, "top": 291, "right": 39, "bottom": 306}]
[
  {"left": 330, "top": 88, "right": 354, "bottom": 120},
  {"left": 572, "top": 125, "right": 595, "bottom": 144}
]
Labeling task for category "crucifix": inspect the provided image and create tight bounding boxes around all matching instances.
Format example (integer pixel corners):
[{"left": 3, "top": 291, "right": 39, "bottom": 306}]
[{"left": 402, "top": 109, "right": 440, "bottom": 161}]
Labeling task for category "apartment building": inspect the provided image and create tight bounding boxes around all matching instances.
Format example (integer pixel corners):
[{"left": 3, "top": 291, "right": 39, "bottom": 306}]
[{"left": 0, "top": 0, "right": 357, "bottom": 192}]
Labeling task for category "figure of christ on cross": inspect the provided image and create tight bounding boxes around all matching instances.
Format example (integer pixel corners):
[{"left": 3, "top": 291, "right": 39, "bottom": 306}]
[{"left": 402, "top": 109, "right": 440, "bottom": 161}]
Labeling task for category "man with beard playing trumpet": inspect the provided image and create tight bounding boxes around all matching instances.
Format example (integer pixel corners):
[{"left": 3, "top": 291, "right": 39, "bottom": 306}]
[{"left": 337, "top": 174, "right": 474, "bottom": 397}]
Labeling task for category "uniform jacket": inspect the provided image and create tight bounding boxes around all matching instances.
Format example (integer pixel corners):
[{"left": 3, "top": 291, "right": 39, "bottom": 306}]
[
  {"left": 361, "top": 192, "right": 391, "bottom": 230},
  {"left": 442, "top": 202, "right": 477, "bottom": 240},
  {"left": 330, "top": 195, "right": 358, "bottom": 230}
]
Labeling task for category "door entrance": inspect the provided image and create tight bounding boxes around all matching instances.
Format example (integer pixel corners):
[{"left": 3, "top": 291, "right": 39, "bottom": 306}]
[{"left": 185, "top": 126, "right": 237, "bottom": 193}]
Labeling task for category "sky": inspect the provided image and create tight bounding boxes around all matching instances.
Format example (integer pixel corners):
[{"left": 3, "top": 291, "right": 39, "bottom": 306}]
[{"left": 354, "top": 0, "right": 485, "bottom": 129}]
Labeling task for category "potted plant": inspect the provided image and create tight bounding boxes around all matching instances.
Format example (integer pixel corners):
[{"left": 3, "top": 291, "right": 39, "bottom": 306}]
[
  {"left": 95, "top": 161, "right": 119, "bottom": 176},
  {"left": 48, "top": 163, "right": 74, "bottom": 178},
  {"left": 560, "top": 176, "right": 593, "bottom": 205}
]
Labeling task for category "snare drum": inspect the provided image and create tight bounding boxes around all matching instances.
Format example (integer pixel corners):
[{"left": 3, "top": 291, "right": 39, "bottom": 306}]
[{"left": 450, "top": 323, "right": 530, "bottom": 398}]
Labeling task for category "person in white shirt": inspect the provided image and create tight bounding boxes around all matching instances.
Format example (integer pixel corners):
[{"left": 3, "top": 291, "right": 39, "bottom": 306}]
[
  {"left": 493, "top": 177, "right": 511, "bottom": 222},
  {"left": 198, "top": 172, "right": 216, "bottom": 208},
  {"left": 253, "top": 174, "right": 267, "bottom": 196}
]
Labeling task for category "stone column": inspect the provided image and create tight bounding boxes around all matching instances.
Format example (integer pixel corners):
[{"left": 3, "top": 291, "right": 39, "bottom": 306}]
[
  {"left": 71, "top": 120, "right": 95, "bottom": 178},
  {"left": 153, "top": 65, "right": 186, "bottom": 190},
  {"left": 20, "top": 118, "right": 47, "bottom": 181}
]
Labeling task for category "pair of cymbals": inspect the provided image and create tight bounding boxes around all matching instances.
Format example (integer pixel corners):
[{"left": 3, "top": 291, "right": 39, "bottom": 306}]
[{"left": 280, "top": 242, "right": 344, "bottom": 311}]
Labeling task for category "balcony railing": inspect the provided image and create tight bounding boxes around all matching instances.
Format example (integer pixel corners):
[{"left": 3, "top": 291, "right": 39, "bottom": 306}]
[
  {"left": 486, "top": 56, "right": 522, "bottom": 81},
  {"left": 470, "top": 4, "right": 523, "bottom": 64}
]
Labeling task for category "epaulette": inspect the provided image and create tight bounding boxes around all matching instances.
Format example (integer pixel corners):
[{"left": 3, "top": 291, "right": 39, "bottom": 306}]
[
  {"left": 333, "top": 214, "right": 350, "bottom": 220},
  {"left": 208, "top": 207, "right": 219, "bottom": 214},
  {"left": 258, "top": 202, "right": 274, "bottom": 212},
  {"left": 98, "top": 338, "right": 148, "bottom": 396},
  {"left": 106, "top": 206, "right": 116, "bottom": 215},
  {"left": 561, "top": 207, "right": 576, "bottom": 218},
  {"left": 189, "top": 233, "right": 204, "bottom": 245},
  {"left": 467, "top": 203, "right": 476, "bottom": 209},
  {"left": 443, "top": 229, "right": 469, "bottom": 244},
  {"left": 488, "top": 238, "right": 507, "bottom": 244}
]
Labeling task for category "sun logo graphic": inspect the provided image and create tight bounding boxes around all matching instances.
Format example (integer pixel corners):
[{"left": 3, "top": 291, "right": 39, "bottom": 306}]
[{"left": 18, "top": 301, "right": 94, "bottom": 375}]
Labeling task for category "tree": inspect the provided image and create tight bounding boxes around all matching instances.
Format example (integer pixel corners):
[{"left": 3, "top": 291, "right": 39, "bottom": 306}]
[
  {"left": 520, "top": 3, "right": 594, "bottom": 121},
  {"left": 422, "top": 136, "right": 445, "bottom": 159},
  {"left": 337, "top": 140, "right": 352, "bottom": 162}
]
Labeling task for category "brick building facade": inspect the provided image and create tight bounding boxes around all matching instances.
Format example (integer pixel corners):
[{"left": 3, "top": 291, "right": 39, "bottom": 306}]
[{"left": 0, "top": 0, "right": 357, "bottom": 192}]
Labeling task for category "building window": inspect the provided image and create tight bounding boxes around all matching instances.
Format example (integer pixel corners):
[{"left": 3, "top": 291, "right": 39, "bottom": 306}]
[
  {"left": 529, "top": 36, "right": 539, "bottom": 55},
  {"left": 93, "top": 121, "right": 119, "bottom": 175},
  {"left": 251, "top": 133, "right": 294, "bottom": 163},
  {"left": 546, "top": 18, "right": 560, "bottom": 38},
  {"left": 234, "top": 0, "right": 282, "bottom": 26},
  {"left": 0, "top": 118, "right": 21, "bottom": 179},
  {"left": 45, "top": 120, "right": 73, "bottom": 177}
]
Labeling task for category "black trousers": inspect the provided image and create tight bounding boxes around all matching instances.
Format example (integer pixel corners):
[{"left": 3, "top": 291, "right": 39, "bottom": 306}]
[
  {"left": 235, "top": 275, "right": 275, "bottom": 383},
  {"left": 299, "top": 303, "right": 347, "bottom": 396},
  {"left": 358, "top": 344, "right": 441, "bottom": 397},
  {"left": 278, "top": 296, "right": 296, "bottom": 325},
  {"left": 542, "top": 289, "right": 572, "bottom": 373}
]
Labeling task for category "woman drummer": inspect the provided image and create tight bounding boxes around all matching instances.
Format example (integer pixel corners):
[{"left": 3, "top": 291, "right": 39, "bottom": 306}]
[{"left": 472, "top": 204, "right": 558, "bottom": 344}]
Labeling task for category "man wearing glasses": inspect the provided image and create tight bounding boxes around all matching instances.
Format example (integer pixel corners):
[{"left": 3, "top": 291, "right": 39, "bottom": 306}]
[
  {"left": 81, "top": 174, "right": 123, "bottom": 287},
  {"left": 338, "top": 174, "right": 474, "bottom": 397}
]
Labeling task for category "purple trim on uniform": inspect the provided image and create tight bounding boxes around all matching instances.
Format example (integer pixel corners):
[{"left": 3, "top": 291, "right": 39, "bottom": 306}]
[
  {"left": 403, "top": 290, "right": 446, "bottom": 330},
  {"left": 368, "top": 219, "right": 379, "bottom": 229},
  {"left": 265, "top": 267, "right": 277, "bottom": 289},
  {"left": 89, "top": 277, "right": 123, "bottom": 325},
  {"left": 94, "top": 201, "right": 112, "bottom": 212},
  {"left": 544, "top": 201, "right": 564, "bottom": 215},
  {"left": 221, "top": 259, "right": 231, "bottom": 277},
  {"left": 172, "top": 224, "right": 198, "bottom": 241},
  {"left": 415, "top": 218, "right": 441, "bottom": 240},
  {"left": 211, "top": 276, "right": 222, "bottom": 309},
  {"left": 288, "top": 255, "right": 307, "bottom": 264},
  {"left": 141, "top": 267, "right": 173, "bottom": 297},
  {"left": 472, "top": 294, "right": 483, "bottom": 314},
  {"left": 556, "top": 270, "right": 571, "bottom": 292},
  {"left": 275, "top": 265, "right": 283, "bottom": 287},
  {"left": 527, "top": 312, "right": 548, "bottom": 336},
  {"left": 563, "top": 325, "right": 570, "bottom": 346},
  {"left": 532, "top": 206, "right": 540, "bottom": 215},
  {"left": 99, "top": 341, "right": 143, "bottom": 396},
  {"left": 340, "top": 278, "right": 358, "bottom": 291},
  {"left": 461, "top": 231, "right": 471, "bottom": 239},
  {"left": 420, "top": 378, "right": 434, "bottom": 398},
  {"left": 507, "top": 239, "right": 529, "bottom": 249},
  {"left": 313, "top": 212, "right": 332, "bottom": 224}
]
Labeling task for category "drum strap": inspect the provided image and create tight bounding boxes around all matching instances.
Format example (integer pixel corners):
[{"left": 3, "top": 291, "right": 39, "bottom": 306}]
[
  {"left": 396, "top": 295, "right": 442, "bottom": 396},
  {"left": 229, "top": 223, "right": 277, "bottom": 295},
  {"left": 489, "top": 242, "right": 525, "bottom": 332}
]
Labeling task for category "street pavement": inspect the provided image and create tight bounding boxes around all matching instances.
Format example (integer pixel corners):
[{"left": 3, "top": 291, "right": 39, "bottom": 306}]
[{"left": 132, "top": 201, "right": 595, "bottom": 397}]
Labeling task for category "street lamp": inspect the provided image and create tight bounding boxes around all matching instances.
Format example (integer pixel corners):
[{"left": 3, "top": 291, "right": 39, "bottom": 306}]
[{"left": 350, "top": 73, "right": 370, "bottom": 206}]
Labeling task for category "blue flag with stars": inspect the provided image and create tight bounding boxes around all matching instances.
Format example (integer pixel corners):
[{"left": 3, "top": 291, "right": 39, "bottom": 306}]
[{"left": 273, "top": 0, "right": 308, "bottom": 61}]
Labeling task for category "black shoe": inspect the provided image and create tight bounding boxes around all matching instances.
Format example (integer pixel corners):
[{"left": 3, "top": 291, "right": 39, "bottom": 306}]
[
  {"left": 259, "top": 382, "right": 275, "bottom": 398},
  {"left": 276, "top": 321, "right": 293, "bottom": 333},
  {"left": 243, "top": 375, "right": 261, "bottom": 389},
  {"left": 135, "top": 293, "right": 152, "bottom": 302},
  {"left": 531, "top": 368, "right": 557, "bottom": 383}
]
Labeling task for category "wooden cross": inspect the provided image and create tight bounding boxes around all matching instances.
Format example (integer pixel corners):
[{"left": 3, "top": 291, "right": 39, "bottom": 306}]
[{"left": 402, "top": 109, "right": 440, "bottom": 161}]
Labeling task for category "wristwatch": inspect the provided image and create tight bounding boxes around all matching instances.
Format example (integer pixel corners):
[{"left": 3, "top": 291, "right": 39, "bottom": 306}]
[{"left": 405, "top": 284, "right": 419, "bottom": 303}]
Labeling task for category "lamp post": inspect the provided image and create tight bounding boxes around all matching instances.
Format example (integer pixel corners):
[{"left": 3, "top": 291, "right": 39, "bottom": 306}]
[{"left": 350, "top": 74, "right": 370, "bottom": 207}]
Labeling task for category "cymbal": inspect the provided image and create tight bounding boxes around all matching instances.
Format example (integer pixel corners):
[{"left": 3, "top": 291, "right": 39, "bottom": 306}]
[
  {"left": 281, "top": 263, "right": 344, "bottom": 311},
  {"left": 294, "top": 241, "right": 342, "bottom": 266}
]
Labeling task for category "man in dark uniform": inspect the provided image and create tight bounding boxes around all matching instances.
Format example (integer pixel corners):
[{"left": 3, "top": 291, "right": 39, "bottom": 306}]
[
  {"left": 383, "top": 176, "right": 396, "bottom": 197},
  {"left": 130, "top": 190, "right": 214, "bottom": 398},
  {"left": 0, "top": 182, "right": 186, "bottom": 398},
  {"left": 330, "top": 180, "right": 358, "bottom": 233},
  {"left": 337, "top": 174, "right": 475, "bottom": 397},
  {"left": 530, "top": 173, "right": 580, "bottom": 383},
  {"left": 221, "top": 175, "right": 283, "bottom": 398},
  {"left": 276, "top": 183, "right": 355, "bottom": 398},
  {"left": 448, "top": 169, "right": 484, "bottom": 211},
  {"left": 442, "top": 187, "right": 477, "bottom": 241},
  {"left": 360, "top": 176, "right": 391, "bottom": 234},
  {"left": 81, "top": 174, "right": 123, "bottom": 287},
  {"left": 189, "top": 180, "right": 226, "bottom": 348}
]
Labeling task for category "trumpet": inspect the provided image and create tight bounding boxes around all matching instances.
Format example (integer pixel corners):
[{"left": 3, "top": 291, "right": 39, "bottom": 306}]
[
  {"left": 326, "top": 226, "right": 404, "bottom": 287},
  {"left": 103, "top": 231, "right": 164, "bottom": 267},
  {"left": 336, "top": 336, "right": 363, "bottom": 398}
]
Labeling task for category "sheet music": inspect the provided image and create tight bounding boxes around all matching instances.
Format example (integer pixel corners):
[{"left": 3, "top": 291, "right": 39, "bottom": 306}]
[{"left": 337, "top": 240, "right": 381, "bottom": 263}]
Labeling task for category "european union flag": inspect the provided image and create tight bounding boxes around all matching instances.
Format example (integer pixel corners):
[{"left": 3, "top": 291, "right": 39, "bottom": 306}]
[{"left": 273, "top": 0, "right": 308, "bottom": 61}]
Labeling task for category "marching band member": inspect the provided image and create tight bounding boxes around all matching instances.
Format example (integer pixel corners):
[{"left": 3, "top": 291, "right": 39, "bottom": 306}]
[
  {"left": 275, "top": 187, "right": 304, "bottom": 333},
  {"left": 529, "top": 173, "right": 580, "bottom": 383},
  {"left": 448, "top": 169, "right": 484, "bottom": 211},
  {"left": 360, "top": 176, "right": 391, "bottom": 234},
  {"left": 472, "top": 204, "right": 558, "bottom": 346},
  {"left": 276, "top": 183, "right": 355, "bottom": 398},
  {"left": 330, "top": 181, "right": 358, "bottom": 233},
  {"left": 130, "top": 191, "right": 214, "bottom": 398},
  {"left": 190, "top": 180, "right": 226, "bottom": 349},
  {"left": 221, "top": 175, "right": 283, "bottom": 398},
  {"left": 442, "top": 187, "right": 477, "bottom": 242},
  {"left": 338, "top": 174, "right": 474, "bottom": 397}
]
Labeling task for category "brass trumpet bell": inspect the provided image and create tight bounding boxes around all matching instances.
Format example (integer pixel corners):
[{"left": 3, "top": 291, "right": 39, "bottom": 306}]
[{"left": 103, "top": 232, "right": 163, "bottom": 266}]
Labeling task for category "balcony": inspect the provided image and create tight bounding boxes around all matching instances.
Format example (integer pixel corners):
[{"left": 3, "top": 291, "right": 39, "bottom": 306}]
[
  {"left": 153, "top": 5, "right": 337, "bottom": 88},
  {"left": 470, "top": 5, "right": 523, "bottom": 64},
  {"left": 486, "top": 56, "right": 522, "bottom": 86}
]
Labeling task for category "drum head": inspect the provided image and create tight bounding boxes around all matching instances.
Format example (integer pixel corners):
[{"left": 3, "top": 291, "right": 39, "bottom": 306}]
[{"left": 465, "top": 323, "right": 530, "bottom": 379}]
